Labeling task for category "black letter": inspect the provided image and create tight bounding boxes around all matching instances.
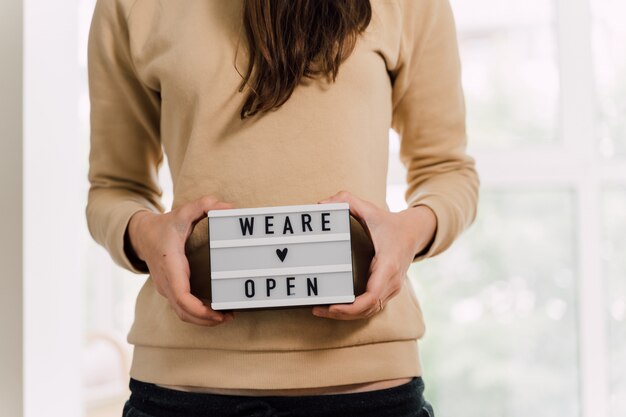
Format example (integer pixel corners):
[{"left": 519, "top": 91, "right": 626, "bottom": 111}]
[
  {"left": 286, "top": 277, "right": 295, "bottom": 296},
  {"left": 282, "top": 216, "right": 294, "bottom": 234},
  {"left": 244, "top": 280, "right": 255, "bottom": 298},
  {"left": 301, "top": 213, "right": 312, "bottom": 232},
  {"left": 239, "top": 217, "right": 255, "bottom": 236},
  {"left": 306, "top": 277, "right": 318, "bottom": 296},
  {"left": 266, "top": 278, "right": 276, "bottom": 297},
  {"left": 265, "top": 215, "right": 274, "bottom": 234},
  {"left": 321, "top": 212, "right": 331, "bottom": 231}
]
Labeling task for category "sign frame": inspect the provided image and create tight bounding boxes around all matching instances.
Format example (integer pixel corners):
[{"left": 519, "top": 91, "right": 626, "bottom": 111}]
[{"left": 207, "top": 203, "right": 356, "bottom": 311}]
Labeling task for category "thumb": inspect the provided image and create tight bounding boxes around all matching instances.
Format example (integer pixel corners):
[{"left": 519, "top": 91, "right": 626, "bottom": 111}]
[
  {"left": 319, "top": 190, "right": 372, "bottom": 224},
  {"left": 186, "top": 196, "right": 234, "bottom": 226}
]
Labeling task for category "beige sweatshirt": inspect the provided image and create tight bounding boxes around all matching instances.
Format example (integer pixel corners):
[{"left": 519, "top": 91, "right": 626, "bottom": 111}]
[{"left": 86, "top": 0, "right": 479, "bottom": 389}]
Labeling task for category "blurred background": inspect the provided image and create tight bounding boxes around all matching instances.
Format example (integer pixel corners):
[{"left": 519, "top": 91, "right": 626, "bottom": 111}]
[{"left": 1, "top": 0, "right": 624, "bottom": 416}]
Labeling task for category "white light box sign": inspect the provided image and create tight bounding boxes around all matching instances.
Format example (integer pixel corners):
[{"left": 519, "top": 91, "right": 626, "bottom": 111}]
[{"left": 207, "top": 203, "right": 355, "bottom": 310}]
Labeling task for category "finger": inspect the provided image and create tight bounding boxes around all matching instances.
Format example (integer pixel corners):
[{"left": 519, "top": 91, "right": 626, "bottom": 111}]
[
  {"left": 318, "top": 190, "right": 374, "bottom": 226},
  {"left": 198, "top": 196, "right": 235, "bottom": 213},
  {"left": 193, "top": 200, "right": 235, "bottom": 227},
  {"left": 164, "top": 250, "right": 228, "bottom": 322},
  {"left": 172, "top": 197, "right": 235, "bottom": 245},
  {"left": 334, "top": 287, "right": 379, "bottom": 315},
  {"left": 197, "top": 298, "right": 236, "bottom": 321},
  {"left": 179, "top": 195, "right": 235, "bottom": 225},
  {"left": 174, "top": 291, "right": 226, "bottom": 322},
  {"left": 312, "top": 257, "right": 396, "bottom": 319},
  {"left": 189, "top": 200, "right": 235, "bottom": 234},
  {"left": 313, "top": 290, "right": 380, "bottom": 319},
  {"left": 318, "top": 190, "right": 376, "bottom": 241},
  {"left": 171, "top": 305, "right": 228, "bottom": 327},
  {"left": 161, "top": 280, "right": 232, "bottom": 326}
]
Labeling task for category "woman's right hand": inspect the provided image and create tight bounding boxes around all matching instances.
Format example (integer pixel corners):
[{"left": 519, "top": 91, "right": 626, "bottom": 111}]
[{"left": 127, "top": 195, "right": 236, "bottom": 327}]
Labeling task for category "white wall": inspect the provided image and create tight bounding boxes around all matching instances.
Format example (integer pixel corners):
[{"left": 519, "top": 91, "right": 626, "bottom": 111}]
[{"left": 22, "top": 0, "right": 83, "bottom": 416}]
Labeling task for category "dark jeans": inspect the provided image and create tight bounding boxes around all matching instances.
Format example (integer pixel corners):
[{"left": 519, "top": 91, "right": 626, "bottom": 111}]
[{"left": 122, "top": 376, "right": 435, "bottom": 417}]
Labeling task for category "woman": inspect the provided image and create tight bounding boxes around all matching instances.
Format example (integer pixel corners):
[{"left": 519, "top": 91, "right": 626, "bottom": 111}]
[{"left": 86, "top": 0, "right": 478, "bottom": 415}]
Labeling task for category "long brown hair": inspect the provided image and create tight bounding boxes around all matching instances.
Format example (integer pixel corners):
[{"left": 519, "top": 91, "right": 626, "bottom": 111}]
[{"left": 238, "top": 0, "right": 372, "bottom": 119}]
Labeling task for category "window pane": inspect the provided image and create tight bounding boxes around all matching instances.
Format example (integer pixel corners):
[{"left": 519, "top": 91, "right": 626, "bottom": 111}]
[
  {"left": 451, "top": 0, "right": 560, "bottom": 150},
  {"left": 592, "top": 0, "right": 626, "bottom": 159},
  {"left": 602, "top": 187, "right": 626, "bottom": 417},
  {"left": 411, "top": 189, "right": 579, "bottom": 417}
]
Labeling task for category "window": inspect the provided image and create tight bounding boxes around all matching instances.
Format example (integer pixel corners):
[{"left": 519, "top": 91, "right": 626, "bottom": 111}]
[
  {"left": 454, "top": 0, "right": 560, "bottom": 149},
  {"left": 592, "top": 0, "right": 626, "bottom": 159},
  {"left": 386, "top": 1, "right": 626, "bottom": 417}
]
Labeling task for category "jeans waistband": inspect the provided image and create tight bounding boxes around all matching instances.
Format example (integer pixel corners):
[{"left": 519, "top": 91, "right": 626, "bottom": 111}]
[{"left": 128, "top": 376, "right": 426, "bottom": 417}]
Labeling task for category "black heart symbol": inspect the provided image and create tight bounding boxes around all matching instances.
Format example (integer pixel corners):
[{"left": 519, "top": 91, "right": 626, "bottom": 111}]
[{"left": 276, "top": 248, "right": 288, "bottom": 262}]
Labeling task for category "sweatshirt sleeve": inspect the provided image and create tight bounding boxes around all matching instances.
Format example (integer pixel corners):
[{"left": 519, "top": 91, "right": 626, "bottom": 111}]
[
  {"left": 390, "top": 0, "right": 480, "bottom": 262},
  {"left": 85, "top": 0, "right": 165, "bottom": 274}
]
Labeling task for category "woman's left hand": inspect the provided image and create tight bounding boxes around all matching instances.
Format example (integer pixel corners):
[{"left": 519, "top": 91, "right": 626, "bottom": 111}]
[{"left": 311, "top": 190, "right": 437, "bottom": 320}]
